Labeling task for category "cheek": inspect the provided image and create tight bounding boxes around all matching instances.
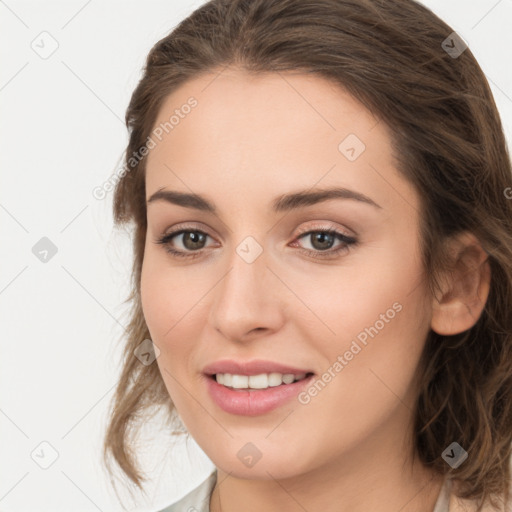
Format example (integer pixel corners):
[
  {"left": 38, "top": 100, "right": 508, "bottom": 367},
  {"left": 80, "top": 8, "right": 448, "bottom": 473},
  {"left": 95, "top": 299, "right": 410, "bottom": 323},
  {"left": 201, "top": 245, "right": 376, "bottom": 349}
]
[
  {"left": 140, "top": 255, "right": 188, "bottom": 394},
  {"left": 140, "top": 249, "right": 210, "bottom": 376},
  {"left": 296, "top": 244, "right": 425, "bottom": 344},
  {"left": 140, "top": 255, "right": 198, "bottom": 408},
  {"left": 140, "top": 249, "right": 198, "bottom": 341},
  {"left": 297, "top": 234, "right": 430, "bottom": 394},
  {"left": 288, "top": 249, "right": 429, "bottom": 457},
  {"left": 140, "top": 255, "right": 171, "bottom": 340}
]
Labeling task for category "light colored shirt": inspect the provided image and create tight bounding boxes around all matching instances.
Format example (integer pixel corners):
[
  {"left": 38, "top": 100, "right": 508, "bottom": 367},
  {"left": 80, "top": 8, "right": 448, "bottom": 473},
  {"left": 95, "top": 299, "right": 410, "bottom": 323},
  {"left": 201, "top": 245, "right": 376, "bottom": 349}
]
[{"left": 158, "top": 470, "right": 217, "bottom": 512}]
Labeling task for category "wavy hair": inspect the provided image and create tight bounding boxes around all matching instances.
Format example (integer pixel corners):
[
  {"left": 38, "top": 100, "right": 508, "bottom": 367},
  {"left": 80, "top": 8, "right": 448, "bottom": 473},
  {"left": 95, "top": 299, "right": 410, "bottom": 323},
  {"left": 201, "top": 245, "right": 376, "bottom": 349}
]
[{"left": 103, "top": 0, "right": 512, "bottom": 510}]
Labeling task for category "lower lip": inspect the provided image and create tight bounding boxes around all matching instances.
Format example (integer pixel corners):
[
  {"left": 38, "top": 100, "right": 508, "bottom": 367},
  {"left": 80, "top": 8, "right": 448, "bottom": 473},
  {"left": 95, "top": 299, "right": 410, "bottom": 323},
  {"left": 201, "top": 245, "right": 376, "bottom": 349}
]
[{"left": 204, "top": 374, "right": 315, "bottom": 416}]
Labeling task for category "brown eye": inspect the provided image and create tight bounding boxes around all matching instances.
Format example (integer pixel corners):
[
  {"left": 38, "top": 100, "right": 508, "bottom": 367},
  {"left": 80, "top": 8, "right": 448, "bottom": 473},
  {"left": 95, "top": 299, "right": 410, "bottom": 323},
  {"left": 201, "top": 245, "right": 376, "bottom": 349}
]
[
  {"left": 155, "top": 226, "right": 357, "bottom": 260},
  {"left": 306, "top": 231, "right": 337, "bottom": 251},
  {"left": 155, "top": 229, "right": 213, "bottom": 259},
  {"left": 179, "top": 231, "right": 208, "bottom": 250},
  {"left": 293, "top": 229, "right": 357, "bottom": 259}
]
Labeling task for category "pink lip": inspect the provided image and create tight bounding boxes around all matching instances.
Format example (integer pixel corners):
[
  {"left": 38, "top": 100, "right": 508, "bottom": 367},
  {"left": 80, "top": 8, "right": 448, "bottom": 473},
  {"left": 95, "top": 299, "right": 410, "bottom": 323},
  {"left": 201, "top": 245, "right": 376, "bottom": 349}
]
[
  {"left": 204, "top": 373, "right": 315, "bottom": 416},
  {"left": 202, "top": 359, "right": 313, "bottom": 376}
]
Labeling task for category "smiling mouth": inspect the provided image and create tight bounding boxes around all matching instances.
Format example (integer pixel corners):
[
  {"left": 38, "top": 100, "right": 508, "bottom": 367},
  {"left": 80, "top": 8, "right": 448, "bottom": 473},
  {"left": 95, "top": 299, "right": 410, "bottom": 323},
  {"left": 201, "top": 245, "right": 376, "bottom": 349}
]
[{"left": 208, "top": 372, "right": 315, "bottom": 390}]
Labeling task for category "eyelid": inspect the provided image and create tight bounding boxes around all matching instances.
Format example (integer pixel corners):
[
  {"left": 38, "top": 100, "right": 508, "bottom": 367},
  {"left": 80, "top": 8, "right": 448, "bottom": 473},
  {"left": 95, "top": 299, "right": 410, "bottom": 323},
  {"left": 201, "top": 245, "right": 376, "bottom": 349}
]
[
  {"left": 162, "top": 224, "right": 218, "bottom": 250},
  {"left": 161, "top": 222, "right": 216, "bottom": 240},
  {"left": 294, "top": 221, "right": 355, "bottom": 238},
  {"left": 161, "top": 220, "right": 355, "bottom": 242}
]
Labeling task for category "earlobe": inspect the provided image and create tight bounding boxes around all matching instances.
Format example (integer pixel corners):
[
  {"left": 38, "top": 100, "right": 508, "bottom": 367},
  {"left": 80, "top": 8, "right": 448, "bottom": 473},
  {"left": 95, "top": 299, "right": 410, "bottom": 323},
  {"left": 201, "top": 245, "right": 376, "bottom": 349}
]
[{"left": 430, "top": 233, "right": 491, "bottom": 336}]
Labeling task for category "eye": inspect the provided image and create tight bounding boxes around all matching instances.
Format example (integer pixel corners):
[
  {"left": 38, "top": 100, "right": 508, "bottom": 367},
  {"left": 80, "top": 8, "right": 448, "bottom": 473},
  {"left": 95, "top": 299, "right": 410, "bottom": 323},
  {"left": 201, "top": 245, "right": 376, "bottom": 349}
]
[
  {"left": 291, "top": 228, "right": 357, "bottom": 259},
  {"left": 154, "top": 224, "right": 357, "bottom": 260},
  {"left": 154, "top": 227, "right": 214, "bottom": 259}
]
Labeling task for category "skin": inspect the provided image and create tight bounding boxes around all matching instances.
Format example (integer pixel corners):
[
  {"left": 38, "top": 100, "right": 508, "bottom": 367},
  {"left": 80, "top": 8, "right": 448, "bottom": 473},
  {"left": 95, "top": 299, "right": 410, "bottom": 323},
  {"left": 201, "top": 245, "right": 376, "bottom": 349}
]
[{"left": 140, "top": 67, "right": 490, "bottom": 512}]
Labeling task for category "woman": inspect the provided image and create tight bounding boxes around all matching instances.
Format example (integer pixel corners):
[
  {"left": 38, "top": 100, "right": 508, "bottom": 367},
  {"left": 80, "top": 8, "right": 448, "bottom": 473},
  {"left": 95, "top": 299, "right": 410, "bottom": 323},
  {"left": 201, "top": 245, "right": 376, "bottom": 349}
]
[{"left": 103, "top": 0, "right": 512, "bottom": 511}]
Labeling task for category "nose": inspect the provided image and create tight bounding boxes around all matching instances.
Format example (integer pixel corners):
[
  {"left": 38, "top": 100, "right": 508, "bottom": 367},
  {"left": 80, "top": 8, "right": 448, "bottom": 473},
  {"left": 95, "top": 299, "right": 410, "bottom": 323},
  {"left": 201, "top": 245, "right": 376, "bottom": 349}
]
[{"left": 208, "top": 242, "right": 286, "bottom": 343}]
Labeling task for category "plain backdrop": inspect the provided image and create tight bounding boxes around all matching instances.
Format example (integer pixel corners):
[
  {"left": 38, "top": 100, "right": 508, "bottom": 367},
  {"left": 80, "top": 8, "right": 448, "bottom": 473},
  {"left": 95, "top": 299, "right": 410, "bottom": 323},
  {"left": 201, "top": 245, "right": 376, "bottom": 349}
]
[{"left": 1, "top": 0, "right": 511, "bottom": 510}]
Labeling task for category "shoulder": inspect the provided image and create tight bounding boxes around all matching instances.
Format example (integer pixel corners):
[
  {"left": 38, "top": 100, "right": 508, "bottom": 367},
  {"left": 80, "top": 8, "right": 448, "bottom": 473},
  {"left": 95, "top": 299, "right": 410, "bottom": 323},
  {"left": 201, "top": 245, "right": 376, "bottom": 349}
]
[{"left": 156, "top": 470, "right": 217, "bottom": 512}]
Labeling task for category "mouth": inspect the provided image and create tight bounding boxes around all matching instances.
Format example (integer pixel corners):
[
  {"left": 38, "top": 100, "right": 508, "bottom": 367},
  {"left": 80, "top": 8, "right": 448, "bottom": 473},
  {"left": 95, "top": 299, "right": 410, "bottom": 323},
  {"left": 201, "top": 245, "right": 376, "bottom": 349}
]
[
  {"left": 204, "top": 371, "right": 316, "bottom": 416},
  {"left": 206, "top": 371, "right": 315, "bottom": 391}
]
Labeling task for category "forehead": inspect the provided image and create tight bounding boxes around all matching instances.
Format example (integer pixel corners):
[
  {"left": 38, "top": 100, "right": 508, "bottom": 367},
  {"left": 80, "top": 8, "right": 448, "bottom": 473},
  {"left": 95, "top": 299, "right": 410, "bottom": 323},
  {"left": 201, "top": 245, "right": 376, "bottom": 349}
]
[
  {"left": 148, "top": 68, "right": 380, "bottom": 157},
  {"left": 144, "top": 68, "right": 418, "bottom": 217}
]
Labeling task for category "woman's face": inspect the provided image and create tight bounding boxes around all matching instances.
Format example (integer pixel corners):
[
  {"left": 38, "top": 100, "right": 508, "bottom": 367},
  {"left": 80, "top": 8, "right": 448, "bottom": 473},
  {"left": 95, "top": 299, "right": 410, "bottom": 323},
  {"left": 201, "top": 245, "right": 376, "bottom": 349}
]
[{"left": 141, "top": 68, "right": 433, "bottom": 479}]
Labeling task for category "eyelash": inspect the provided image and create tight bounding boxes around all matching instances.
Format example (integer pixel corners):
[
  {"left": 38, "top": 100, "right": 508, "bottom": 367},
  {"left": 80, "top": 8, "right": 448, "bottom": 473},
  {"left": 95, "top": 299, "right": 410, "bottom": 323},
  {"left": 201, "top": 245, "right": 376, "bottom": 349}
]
[{"left": 154, "top": 224, "right": 357, "bottom": 260}]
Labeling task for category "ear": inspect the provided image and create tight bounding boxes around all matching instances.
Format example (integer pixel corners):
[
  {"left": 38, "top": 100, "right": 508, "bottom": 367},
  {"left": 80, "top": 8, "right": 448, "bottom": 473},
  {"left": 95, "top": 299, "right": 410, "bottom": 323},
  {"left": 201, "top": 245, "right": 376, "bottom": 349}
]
[{"left": 430, "top": 232, "right": 491, "bottom": 336}]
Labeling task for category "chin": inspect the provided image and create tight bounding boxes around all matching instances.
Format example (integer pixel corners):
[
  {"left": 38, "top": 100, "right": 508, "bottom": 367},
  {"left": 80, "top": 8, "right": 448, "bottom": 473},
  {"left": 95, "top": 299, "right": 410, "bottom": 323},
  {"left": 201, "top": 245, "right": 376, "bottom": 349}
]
[{"left": 209, "top": 441, "right": 315, "bottom": 481}]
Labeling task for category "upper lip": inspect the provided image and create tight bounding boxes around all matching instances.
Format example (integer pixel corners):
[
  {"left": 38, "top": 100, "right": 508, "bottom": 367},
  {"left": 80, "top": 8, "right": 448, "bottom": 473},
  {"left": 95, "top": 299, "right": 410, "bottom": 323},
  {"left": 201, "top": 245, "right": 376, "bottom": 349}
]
[{"left": 202, "top": 359, "right": 315, "bottom": 376}]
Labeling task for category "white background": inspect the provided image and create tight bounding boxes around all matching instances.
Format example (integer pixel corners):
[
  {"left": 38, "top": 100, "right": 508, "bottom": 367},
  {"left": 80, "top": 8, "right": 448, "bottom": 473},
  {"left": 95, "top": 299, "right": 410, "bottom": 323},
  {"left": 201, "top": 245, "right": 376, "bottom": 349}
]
[{"left": 1, "top": 1, "right": 511, "bottom": 510}]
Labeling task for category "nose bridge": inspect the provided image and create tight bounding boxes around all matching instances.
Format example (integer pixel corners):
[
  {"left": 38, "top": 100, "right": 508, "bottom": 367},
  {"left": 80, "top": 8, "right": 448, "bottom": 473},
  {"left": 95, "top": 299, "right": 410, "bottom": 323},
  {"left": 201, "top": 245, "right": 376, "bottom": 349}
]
[
  {"left": 208, "top": 234, "right": 284, "bottom": 339},
  {"left": 217, "top": 237, "right": 271, "bottom": 311}
]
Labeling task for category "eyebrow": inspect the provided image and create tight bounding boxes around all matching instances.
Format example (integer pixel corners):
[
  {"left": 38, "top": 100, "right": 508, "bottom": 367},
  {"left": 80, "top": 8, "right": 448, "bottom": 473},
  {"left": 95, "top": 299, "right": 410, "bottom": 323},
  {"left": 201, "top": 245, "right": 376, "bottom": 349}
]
[{"left": 146, "top": 186, "right": 382, "bottom": 212}]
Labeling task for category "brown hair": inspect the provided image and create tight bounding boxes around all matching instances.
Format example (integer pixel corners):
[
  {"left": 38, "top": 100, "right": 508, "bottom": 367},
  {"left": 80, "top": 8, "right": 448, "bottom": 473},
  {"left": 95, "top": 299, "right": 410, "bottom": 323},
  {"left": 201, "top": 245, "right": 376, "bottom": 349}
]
[{"left": 103, "top": 0, "right": 512, "bottom": 509}]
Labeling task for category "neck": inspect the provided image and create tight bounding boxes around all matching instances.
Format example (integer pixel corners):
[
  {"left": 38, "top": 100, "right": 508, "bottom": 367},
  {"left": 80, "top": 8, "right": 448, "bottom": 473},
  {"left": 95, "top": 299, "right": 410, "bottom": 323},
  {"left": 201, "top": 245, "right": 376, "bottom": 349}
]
[
  {"left": 210, "top": 459, "right": 443, "bottom": 512},
  {"left": 209, "top": 405, "right": 445, "bottom": 512}
]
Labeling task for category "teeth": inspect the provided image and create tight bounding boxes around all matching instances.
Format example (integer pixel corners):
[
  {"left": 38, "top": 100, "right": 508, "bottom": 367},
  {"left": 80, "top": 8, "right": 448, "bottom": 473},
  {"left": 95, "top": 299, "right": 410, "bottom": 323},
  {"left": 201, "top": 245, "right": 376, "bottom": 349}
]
[
  {"left": 215, "top": 372, "right": 308, "bottom": 389},
  {"left": 231, "top": 374, "right": 248, "bottom": 388},
  {"left": 248, "top": 373, "right": 268, "bottom": 389}
]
